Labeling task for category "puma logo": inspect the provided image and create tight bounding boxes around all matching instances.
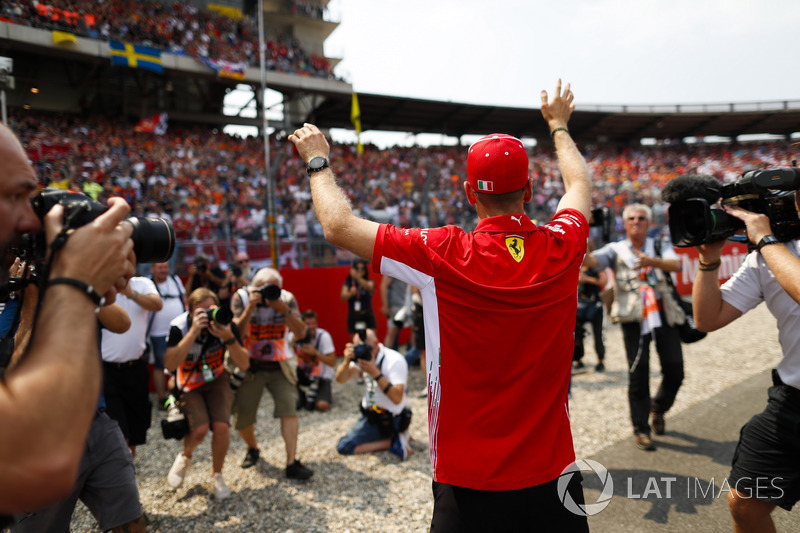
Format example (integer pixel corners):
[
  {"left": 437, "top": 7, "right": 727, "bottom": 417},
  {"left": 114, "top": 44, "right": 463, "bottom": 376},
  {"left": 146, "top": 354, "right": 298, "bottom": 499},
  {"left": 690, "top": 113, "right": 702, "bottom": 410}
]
[{"left": 510, "top": 215, "right": 522, "bottom": 225}]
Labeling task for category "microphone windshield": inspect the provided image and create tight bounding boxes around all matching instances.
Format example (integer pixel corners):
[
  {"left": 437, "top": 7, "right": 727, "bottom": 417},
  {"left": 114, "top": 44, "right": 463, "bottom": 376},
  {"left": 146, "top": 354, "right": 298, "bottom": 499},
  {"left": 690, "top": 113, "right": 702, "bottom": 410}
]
[{"left": 661, "top": 174, "right": 721, "bottom": 204}]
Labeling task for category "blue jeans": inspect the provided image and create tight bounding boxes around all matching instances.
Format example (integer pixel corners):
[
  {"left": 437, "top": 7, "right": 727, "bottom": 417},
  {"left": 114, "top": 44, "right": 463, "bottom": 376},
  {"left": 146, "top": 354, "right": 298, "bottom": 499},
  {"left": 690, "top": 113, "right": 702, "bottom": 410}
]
[
  {"left": 149, "top": 335, "right": 168, "bottom": 369},
  {"left": 336, "top": 413, "right": 403, "bottom": 455}
]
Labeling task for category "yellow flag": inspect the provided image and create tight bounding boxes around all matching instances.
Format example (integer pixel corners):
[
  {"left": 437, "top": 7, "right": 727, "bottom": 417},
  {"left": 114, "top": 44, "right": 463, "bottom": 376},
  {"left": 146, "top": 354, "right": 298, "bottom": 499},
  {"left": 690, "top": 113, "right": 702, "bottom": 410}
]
[
  {"left": 351, "top": 92, "right": 363, "bottom": 155},
  {"left": 52, "top": 30, "right": 77, "bottom": 45}
]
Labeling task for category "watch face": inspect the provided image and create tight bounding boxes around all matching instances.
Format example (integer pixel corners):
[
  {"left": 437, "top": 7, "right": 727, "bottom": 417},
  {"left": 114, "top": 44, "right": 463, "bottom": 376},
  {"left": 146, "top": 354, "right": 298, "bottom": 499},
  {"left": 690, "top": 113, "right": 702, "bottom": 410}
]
[{"left": 307, "top": 157, "right": 329, "bottom": 173}]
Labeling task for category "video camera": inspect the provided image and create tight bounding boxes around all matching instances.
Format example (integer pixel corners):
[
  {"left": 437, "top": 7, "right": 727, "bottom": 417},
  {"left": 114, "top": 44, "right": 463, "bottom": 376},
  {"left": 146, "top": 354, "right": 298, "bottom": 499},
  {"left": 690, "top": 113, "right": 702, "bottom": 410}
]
[
  {"left": 662, "top": 168, "right": 800, "bottom": 247},
  {"left": 15, "top": 189, "right": 175, "bottom": 276}
]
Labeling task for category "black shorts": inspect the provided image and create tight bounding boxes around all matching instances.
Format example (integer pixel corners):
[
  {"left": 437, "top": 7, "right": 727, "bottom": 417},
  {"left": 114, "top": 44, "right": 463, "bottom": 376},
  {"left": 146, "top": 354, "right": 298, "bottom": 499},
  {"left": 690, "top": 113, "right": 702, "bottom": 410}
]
[
  {"left": 729, "top": 370, "right": 800, "bottom": 511},
  {"left": 430, "top": 475, "right": 589, "bottom": 533},
  {"left": 102, "top": 358, "right": 152, "bottom": 446}
]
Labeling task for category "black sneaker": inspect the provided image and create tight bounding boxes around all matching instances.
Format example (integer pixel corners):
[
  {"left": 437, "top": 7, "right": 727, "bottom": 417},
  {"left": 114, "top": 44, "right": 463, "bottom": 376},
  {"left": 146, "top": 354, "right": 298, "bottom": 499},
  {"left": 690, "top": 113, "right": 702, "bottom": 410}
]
[
  {"left": 241, "top": 448, "right": 260, "bottom": 469},
  {"left": 285, "top": 459, "right": 314, "bottom": 480},
  {"left": 595, "top": 362, "right": 605, "bottom": 373}
]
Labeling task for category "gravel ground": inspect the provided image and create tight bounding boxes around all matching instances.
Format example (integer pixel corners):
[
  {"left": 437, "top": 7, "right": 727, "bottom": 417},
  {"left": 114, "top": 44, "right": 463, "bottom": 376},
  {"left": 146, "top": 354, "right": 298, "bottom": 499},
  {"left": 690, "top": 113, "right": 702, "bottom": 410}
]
[{"left": 67, "top": 303, "right": 781, "bottom": 532}]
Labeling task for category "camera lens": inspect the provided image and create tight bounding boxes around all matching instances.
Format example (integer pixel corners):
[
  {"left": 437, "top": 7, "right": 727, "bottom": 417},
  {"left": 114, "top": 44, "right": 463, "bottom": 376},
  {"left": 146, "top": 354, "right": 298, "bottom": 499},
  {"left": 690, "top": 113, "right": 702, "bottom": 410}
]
[
  {"left": 260, "top": 284, "right": 282, "bottom": 301},
  {"left": 126, "top": 216, "right": 175, "bottom": 264},
  {"left": 207, "top": 306, "right": 233, "bottom": 326}
]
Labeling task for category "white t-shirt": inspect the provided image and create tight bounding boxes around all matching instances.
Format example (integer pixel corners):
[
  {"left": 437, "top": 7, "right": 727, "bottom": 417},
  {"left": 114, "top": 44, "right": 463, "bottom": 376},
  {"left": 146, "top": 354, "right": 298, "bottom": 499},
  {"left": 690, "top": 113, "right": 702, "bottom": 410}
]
[
  {"left": 721, "top": 240, "right": 800, "bottom": 389},
  {"left": 353, "top": 344, "right": 408, "bottom": 415},
  {"left": 101, "top": 277, "right": 158, "bottom": 363},
  {"left": 150, "top": 275, "right": 186, "bottom": 337}
]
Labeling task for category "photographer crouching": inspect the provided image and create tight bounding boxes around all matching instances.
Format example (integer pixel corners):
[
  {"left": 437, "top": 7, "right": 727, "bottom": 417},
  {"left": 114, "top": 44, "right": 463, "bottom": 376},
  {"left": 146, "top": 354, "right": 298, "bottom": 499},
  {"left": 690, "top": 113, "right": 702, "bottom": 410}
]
[
  {"left": 690, "top": 172, "right": 800, "bottom": 532},
  {"left": 335, "top": 326, "right": 412, "bottom": 460},
  {"left": 0, "top": 123, "right": 136, "bottom": 516}
]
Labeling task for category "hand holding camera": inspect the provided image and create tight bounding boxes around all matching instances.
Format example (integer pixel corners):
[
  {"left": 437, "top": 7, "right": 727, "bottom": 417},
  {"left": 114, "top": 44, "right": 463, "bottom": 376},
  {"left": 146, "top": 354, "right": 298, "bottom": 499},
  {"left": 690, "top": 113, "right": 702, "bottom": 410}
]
[{"left": 45, "top": 197, "right": 136, "bottom": 304}]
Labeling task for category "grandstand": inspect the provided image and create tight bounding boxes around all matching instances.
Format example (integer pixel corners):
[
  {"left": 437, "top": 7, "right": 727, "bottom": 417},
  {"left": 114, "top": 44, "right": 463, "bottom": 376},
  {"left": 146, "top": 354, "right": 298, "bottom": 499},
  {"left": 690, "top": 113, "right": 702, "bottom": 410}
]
[{"left": 0, "top": 0, "right": 798, "bottom": 279}]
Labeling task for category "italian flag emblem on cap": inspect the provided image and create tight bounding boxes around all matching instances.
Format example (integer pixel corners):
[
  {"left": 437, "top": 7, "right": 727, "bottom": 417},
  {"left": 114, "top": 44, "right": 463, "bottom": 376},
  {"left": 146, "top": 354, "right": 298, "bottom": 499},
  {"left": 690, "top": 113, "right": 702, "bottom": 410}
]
[{"left": 477, "top": 180, "right": 494, "bottom": 192}]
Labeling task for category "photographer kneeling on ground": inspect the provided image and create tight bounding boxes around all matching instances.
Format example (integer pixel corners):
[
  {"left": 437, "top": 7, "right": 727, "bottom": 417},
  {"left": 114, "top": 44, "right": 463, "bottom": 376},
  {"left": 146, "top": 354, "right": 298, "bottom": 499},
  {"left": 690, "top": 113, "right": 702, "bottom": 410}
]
[
  {"left": 335, "top": 327, "right": 412, "bottom": 460},
  {"left": 692, "top": 189, "right": 800, "bottom": 533},
  {"left": 164, "top": 288, "right": 250, "bottom": 500}
]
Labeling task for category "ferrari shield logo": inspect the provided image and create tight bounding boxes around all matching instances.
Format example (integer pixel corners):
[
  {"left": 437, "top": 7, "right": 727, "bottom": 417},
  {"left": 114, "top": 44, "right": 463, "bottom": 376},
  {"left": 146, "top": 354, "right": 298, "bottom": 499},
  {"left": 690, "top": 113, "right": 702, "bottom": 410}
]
[{"left": 505, "top": 235, "right": 524, "bottom": 263}]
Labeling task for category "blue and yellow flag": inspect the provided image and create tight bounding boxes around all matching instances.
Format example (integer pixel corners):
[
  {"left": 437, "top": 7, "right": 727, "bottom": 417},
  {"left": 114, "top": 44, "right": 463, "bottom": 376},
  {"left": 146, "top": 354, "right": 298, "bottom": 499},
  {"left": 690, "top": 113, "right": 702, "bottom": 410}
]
[
  {"left": 109, "top": 41, "right": 163, "bottom": 74},
  {"left": 351, "top": 92, "right": 363, "bottom": 155}
]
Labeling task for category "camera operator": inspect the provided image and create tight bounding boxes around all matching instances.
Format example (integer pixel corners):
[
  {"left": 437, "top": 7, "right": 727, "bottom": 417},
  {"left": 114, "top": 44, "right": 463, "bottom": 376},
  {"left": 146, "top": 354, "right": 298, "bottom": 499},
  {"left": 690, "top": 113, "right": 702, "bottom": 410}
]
[
  {"left": 230, "top": 268, "right": 314, "bottom": 479},
  {"left": 584, "top": 203, "right": 685, "bottom": 451},
  {"left": 164, "top": 287, "right": 249, "bottom": 500},
  {"left": 0, "top": 123, "right": 135, "bottom": 514},
  {"left": 692, "top": 192, "right": 800, "bottom": 532},
  {"left": 334, "top": 328, "right": 411, "bottom": 460},
  {"left": 290, "top": 309, "right": 337, "bottom": 412}
]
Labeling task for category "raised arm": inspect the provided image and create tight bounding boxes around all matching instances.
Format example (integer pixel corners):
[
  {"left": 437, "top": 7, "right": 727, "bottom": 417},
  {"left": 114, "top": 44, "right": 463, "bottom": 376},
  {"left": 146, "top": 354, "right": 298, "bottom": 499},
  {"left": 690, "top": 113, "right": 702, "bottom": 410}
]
[
  {"left": 692, "top": 240, "right": 742, "bottom": 332},
  {"left": 540, "top": 80, "right": 592, "bottom": 220},
  {"left": 288, "top": 124, "right": 379, "bottom": 261}
]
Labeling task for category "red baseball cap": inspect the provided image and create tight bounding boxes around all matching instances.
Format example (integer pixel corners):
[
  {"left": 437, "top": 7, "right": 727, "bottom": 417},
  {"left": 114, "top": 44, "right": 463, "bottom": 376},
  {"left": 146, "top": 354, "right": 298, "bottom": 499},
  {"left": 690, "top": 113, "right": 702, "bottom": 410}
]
[{"left": 467, "top": 134, "right": 529, "bottom": 194}]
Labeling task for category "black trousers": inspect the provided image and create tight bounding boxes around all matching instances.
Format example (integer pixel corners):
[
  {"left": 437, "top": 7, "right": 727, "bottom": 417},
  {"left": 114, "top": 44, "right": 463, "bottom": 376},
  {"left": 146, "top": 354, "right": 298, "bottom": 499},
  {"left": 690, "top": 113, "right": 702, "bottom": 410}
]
[
  {"left": 621, "top": 321, "right": 684, "bottom": 435},
  {"left": 574, "top": 307, "right": 605, "bottom": 363},
  {"left": 430, "top": 475, "right": 590, "bottom": 533}
]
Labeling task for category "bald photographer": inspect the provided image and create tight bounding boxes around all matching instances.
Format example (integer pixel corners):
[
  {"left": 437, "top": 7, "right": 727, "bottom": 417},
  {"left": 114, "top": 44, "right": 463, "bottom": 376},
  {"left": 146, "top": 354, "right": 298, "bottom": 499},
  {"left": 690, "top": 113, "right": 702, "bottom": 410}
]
[{"left": 0, "top": 123, "right": 135, "bottom": 515}]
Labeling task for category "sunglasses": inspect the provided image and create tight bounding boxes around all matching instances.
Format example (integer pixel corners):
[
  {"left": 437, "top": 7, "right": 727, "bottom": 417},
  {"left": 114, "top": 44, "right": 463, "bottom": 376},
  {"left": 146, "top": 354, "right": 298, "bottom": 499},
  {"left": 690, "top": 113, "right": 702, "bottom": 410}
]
[
  {"left": 236, "top": 259, "right": 249, "bottom": 264},
  {"left": 626, "top": 216, "right": 647, "bottom": 222}
]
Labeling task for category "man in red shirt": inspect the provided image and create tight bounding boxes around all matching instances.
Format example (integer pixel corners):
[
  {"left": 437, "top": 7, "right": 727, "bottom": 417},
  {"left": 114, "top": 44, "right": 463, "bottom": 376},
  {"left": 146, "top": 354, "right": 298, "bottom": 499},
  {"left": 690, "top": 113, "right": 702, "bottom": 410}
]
[{"left": 289, "top": 80, "right": 592, "bottom": 532}]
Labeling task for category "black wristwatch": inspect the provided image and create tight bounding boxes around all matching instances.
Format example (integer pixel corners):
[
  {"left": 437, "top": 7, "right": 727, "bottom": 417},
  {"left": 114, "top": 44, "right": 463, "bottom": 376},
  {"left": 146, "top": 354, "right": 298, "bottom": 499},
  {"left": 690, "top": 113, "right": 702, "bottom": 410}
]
[
  {"left": 306, "top": 156, "right": 330, "bottom": 175},
  {"left": 756, "top": 234, "right": 779, "bottom": 252}
]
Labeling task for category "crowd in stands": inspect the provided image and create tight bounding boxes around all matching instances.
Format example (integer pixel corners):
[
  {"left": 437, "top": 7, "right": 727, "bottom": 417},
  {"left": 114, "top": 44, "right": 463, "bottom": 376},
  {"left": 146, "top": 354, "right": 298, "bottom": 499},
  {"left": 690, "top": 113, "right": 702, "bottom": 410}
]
[
  {"left": 11, "top": 109, "right": 796, "bottom": 250},
  {"left": 0, "top": 0, "right": 337, "bottom": 79}
]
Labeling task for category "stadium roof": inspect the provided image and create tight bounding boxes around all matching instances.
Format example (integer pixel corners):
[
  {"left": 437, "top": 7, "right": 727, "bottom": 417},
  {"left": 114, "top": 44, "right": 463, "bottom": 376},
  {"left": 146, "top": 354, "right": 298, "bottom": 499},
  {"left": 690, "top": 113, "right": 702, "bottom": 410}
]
[{"left": 305, "top": 92, "right": 800, "bottom": 145}]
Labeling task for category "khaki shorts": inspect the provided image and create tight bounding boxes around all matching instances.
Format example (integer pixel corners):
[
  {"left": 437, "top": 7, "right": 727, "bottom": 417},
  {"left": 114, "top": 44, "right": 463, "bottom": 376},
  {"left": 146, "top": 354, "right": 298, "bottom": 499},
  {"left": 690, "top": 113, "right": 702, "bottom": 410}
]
[
  {"left": 181, "top": 373, "right": 234, "bottom": 430},
  {"left": 233, "top": 368, "right": 298, "bottom": 430}
]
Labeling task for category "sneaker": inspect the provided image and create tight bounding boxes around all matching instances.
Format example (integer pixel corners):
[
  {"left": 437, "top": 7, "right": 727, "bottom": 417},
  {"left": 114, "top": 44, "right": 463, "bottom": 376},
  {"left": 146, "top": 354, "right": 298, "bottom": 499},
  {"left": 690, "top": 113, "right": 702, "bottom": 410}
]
[
  {"left": 652, "top": 412, "right": 665, "bottom": 435},
  {"left": 418, "top": 388, "right": 428, "bottom": 399},
  {"left": 241, "top": 448, "right": 260, "bottom": 469},
  {"left": 635, "top": 433, "right": 656, "bottom": 451},
  {"left": 285, "top": 459, "right": 314, "bottom": 480},
  {"left": 213, "top": 472, "right": 231, "bottom": 500},
  {"left": 390, "top": 430, "right": 411, "bottom": 461},
  {"left": 167, "top": 452, "right": 191, "bottom": 488},
  {"left": 573, "top": 360, "right": 585, "bottom": 370},
  {"left": 595, "top": 362, "right": 605, "bottom": 373}
]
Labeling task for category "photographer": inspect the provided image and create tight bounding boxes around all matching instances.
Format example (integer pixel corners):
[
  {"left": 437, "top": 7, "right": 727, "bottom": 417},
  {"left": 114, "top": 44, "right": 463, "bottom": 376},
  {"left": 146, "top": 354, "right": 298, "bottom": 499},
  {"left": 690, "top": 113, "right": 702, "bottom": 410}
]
[
  {"left": 692, "top": 192, "right": 800, "bottom": 532},
  {"left": 290, "top": 309, "right": 337, "bottom": 412},
  {"left": 0, "top": 123, "right": 135, "bottom": 514},
  {"left": 184, "top": 253, "right": 225, "bottom": 300},
  {"left": 584, "top": 203, "right": 685, "bottom": 451},
  {"left": 230, "top": 268, "right": 314, "bottom": 479},
  {"left": 334, "top": 328, "right": 411, "bottom": 460},
  {"left": 164, "top": 288, "right": 249, "bottom": 500}
]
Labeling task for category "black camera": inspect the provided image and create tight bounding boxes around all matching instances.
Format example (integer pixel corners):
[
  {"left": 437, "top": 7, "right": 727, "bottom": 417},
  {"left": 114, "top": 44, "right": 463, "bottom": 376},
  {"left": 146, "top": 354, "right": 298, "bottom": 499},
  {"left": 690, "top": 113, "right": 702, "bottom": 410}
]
[
  {"left": 589, "top": 206, "right": 613, "bottom": 244},
  {"left": 664, "top": 168, "right": 800, "bottom": 247},
  {"left": 352, "top": 322, "right": 371, "bottom": 361},
  {"left": 160, "top": 394, "right": 189, "bottom": 440},
  {"left": 195, "top": 260, "right": 208, "bottom": 274},
  {"left": 24, "top": 188, "right": 175, "bottom": 264},
  {"left": 258, "top": 284, "right": 281, "bottom": 302},
  {"left": 231, "top": 265, "right": 242, "bottom": 277},
  {"left": 296, "top": 330, "right": 313, "bottom": 345},
  {"left": 204, "top": 306, "right": 233, "bottom": 326}
]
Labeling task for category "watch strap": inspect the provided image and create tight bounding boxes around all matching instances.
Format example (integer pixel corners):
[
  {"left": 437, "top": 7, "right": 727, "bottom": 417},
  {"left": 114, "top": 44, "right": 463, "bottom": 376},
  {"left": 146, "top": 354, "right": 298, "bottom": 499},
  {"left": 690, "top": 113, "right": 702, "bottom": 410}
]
[{"left": 756, "top": 235, "right": 779, "bottom": 252}]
